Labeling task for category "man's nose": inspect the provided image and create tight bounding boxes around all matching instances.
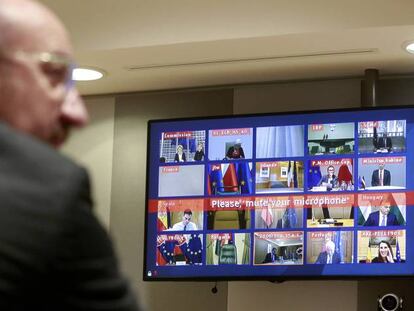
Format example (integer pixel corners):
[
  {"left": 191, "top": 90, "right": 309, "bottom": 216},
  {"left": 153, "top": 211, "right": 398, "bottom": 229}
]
[{"left": 61, "top": 88, "right": 89, "bottom": 127}]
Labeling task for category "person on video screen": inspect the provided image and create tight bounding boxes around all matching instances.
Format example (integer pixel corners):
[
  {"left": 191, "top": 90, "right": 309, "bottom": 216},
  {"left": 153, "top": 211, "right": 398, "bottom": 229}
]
[
  {"left": 262, "top": 247, "right": 278, "bottom": 263},
  {"left": 315, "top": 240, "right": 341, "bottom": 264},
  {"left": 226, "top": 139, "right": 245, "bottom": 159},
  {"left": 193, "top": 142, "right": 205, "bottom": 161},
  {"left": 364, "top": 202, "right": 400, "bottom": 227},
  {"left": 371, "top": 163, "right": 391, "bottom": 187},
  {"left": 174, "top": 144, "right": 186, "bottom": 162},
  {"left": 377, "top": 134, "right": 393, "bottom": 152},
  {"left": 171, "top": 209, "right": 197, "bottom": 231},
  {"left": 372, "top": 240, "right": 395, "bottom": 263},
  {"left": 317, "top": 165, "right": 338, "bottom": 190}
]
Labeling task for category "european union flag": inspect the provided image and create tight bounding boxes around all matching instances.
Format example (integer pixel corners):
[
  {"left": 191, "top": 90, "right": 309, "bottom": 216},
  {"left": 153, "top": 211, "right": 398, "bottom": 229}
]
[
  {"left": 282, "top": 208, "right": 297, "bottom": 228},
  {"left": 184, "top": 234, "right": 203, "bottom": 264},
  {"left": 209, "top": 165, "right": 224, "bottom": 194},
  {"left": 170, "top": 138, "right": 196, "bottom": 152},
  {"left": 396, "top": 238, "right": 401, "bottom": 263},
  {"left": 236, "top": 162, "right": 253, "bottom": 194},
  {"left": 334, "top": 232, "right": 343, "bottom": 263},
  {"left": 308, "top": 165, "right": 322, "bottom": 189},
  {"left": 158, "top": 240, "right": 176, "bottom": 264}
]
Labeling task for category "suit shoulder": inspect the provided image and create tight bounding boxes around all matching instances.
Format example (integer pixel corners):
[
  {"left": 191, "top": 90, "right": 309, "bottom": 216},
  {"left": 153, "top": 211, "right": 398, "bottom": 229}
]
[
  {"left": 0, "top": 124, "right": 89, "bottom": 211},
  {"left": 0, "top": 124, "right": 83, "bottom": 179}
]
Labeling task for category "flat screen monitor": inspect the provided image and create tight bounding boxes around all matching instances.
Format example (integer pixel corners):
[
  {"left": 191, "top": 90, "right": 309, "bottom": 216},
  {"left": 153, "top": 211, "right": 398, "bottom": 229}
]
[{"left": 144, "top": 106, "right": 414, "bottom": 281}]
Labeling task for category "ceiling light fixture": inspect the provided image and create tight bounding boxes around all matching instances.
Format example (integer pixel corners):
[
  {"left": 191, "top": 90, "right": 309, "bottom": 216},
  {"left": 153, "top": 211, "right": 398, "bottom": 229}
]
[
  {"left": 72, "top": 67, "right": 105, "bottom": 81},
  {"left": 404, "top": 41, "right": 414, "bottom": 54}
]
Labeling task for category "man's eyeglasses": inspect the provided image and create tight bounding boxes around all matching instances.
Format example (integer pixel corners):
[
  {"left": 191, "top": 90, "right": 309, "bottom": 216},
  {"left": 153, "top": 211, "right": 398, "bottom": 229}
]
[{"left": 0, "top": 50, "right": 75, "bottom": 92}]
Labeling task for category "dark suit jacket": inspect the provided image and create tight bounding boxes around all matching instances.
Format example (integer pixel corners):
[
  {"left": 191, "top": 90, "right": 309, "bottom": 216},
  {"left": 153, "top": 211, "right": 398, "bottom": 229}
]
[
  {"left": 276, "top": 218, "right": 294, "bottom": 229},
  {"left": 0, "top": 124, "right": 138, "bottom": 310},
  {"left": 317, "top": 174, "right": 338, "bottom": 189},
  {"left": 263, "top": 252, "right": 277, "bottom": 263},
  {"left": 371, "top": 169, "right": 391, "bottom": 186},
  {"left": 364, "top": 211, "right": 400, "bottom": 226},
  {"left": 315, "top": 251, "right": 341, "bottom": 264},
  {"left": 174, "top": 152, "right": 186, "bottom": 162},
  {"left": 377, "top": 137, "right": 392, "bottom": 151}
]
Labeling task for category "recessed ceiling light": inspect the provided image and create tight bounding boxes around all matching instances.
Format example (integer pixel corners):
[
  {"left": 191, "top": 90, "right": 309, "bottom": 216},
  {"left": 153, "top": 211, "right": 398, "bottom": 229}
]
[
  {"left": 404, "top": 41, "right": 414, "bottom": 54},
  {"left": 72, "top": 67, "right": 104, "bottom": 81}
]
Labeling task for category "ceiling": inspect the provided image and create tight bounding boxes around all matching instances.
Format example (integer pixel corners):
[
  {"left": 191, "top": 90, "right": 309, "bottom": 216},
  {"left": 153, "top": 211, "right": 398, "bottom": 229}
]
[{"left": 40, "top": 0, "right": 414, "bottom": 96}]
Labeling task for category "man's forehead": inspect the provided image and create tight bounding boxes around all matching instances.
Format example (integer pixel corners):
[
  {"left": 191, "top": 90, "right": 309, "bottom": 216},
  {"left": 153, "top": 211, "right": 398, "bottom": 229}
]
[{"left": 0, "top": 0, "right": 72, "bottom": 55}]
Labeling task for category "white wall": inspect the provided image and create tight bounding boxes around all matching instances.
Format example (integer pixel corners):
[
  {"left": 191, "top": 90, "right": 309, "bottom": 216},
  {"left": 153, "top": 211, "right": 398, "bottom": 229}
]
[{"left": 62, "top": 96, "right": 115, "bottom": 228}]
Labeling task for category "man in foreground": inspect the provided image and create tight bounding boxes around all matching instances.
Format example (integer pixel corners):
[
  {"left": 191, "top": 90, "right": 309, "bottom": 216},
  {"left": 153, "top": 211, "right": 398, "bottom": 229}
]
[{"left": 0, "top": 0, "right": 138, "bottom": 309}]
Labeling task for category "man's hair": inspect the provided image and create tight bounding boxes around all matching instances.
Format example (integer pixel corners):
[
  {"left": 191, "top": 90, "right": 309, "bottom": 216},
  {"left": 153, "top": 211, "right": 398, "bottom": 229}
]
[{"left": 183, "top": 209, "right": 192, "bottom": 216}]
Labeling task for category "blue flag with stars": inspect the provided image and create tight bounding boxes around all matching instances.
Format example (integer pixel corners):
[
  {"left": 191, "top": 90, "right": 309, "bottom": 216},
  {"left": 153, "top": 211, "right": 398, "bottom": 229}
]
[{"left": 308, "top": 165, "right": 322, "bottom": 189}]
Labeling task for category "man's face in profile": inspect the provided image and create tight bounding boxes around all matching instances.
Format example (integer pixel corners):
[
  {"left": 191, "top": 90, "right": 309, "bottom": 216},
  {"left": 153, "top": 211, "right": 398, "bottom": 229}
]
[
  {"left": 380, "top": 204, "right": 391, "bottom": 216},
  {"left": 0, "top": 1, "right": 88, "bottom": 147}
]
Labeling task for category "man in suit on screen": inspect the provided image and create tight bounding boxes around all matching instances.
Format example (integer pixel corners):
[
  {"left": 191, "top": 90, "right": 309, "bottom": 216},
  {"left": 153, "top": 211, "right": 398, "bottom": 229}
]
[
  {"left": 377, "top": 133, "right": 393, "bottom": 152},
  {"left": 371, "top": 163, "right": 391, "bottom": 187},
  {"left": 315, "top": 240, "right": 341, "bottom": 264},
  {"left": 0, "top": 0, "right": 139, "bottom": 309},
  {"left": 317, "top": 165, "right": 338, "bottom": 190},
  {"left": 364, "top": 203, "right": 400, "bottom": 227},
  {"left": 171, "top": 209, "right": 198, "bottom": 231},
  {"left": 263, "top": 247, "right": 278, "bottom": 263}
]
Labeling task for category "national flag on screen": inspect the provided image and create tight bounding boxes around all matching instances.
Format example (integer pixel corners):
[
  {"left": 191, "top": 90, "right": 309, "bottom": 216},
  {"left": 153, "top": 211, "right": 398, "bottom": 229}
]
[
  {"left": 293, "top": 161, "right": 298, "bottom": 188},
  {"left": 358, "top": 176, "right": 366, "bottom": 190},
  {"left": 237, "top": 162, "right": 253, "bottom": 194},
  {"left": 334, "top": 231, "right": 343, "bottom": 263},
  {"left": 184, "top": 234, "right": 203, "bottom": 264},
  {"left": 308, "top": 165, "right": 322, "bottom": 189},
  {"left": 287, "top": 161, "right": 293, "bottom": 187},
  {"left": 338, "top": 164, "right": 352, "bottom": 184},
  {"left": 396, "top": 238, "right": 401, "bottom": 263},
  {"left": 366, "top": 245, "right": 372, "bottom": 263},
  {"left": 157, "top": 205, "right": 170, "bottom": 231},
  {"left": 188, "top": 138, "right": 196, "bottom": 152},
  {"left": 357, "top": 205, "right": 372, "bottom": 225},
  {"left": 156, "top": 238, "right": 167, "bottom": 265},
  {"left": 282, "top": 208, "right": 297, "bottom": 228},
  {"left": 209, "top": 165, "right": 224, "bottom": 194},
  {"left": 388, "top": 194, "right": 406, "bottom": 225},
  {"left": 261, "top": 206, "right": 273, "bottom": 228},
  {"left": 158, "top": 240, "right": 176, "bottom": 265},
  {"left": 222, "top": 163, "right": 239, "bottom": 192}
]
